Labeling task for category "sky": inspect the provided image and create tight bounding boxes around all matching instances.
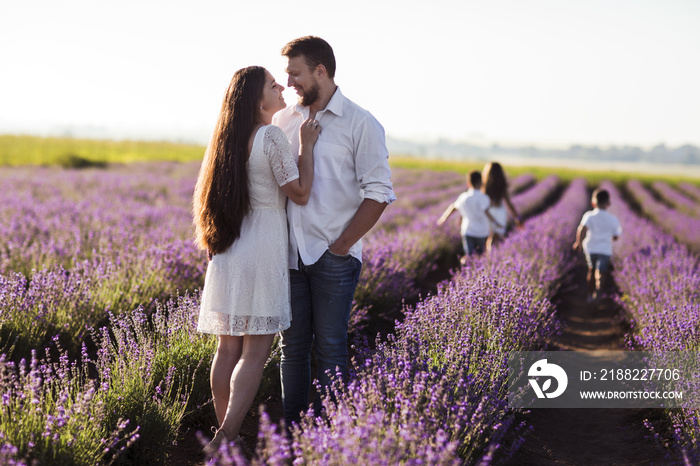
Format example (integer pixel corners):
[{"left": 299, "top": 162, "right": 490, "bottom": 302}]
[{"left": 2, "top": 0, "right": 699, "bottom": 148}]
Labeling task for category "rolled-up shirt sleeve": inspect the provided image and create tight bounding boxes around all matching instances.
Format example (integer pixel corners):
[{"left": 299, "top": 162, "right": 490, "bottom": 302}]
[{"left": 355, "top": 116, "right": 396, "bottom": 205}]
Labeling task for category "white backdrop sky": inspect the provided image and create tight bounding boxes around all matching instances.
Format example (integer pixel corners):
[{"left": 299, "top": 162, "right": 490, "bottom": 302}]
[{"left": 1, "top": 0, "right": 699, "bottom": 148}]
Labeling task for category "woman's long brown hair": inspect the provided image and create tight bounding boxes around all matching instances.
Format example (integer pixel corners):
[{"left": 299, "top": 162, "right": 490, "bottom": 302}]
[
  {"left": 192, "top": 66, "right": 266, "bottom": 254},
  {"left": 483, "top": 161, "right": 508, "bottom": 206}
]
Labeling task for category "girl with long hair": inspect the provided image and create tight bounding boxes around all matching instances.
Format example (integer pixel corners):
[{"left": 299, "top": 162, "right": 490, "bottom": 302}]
[
  {"left": 482, "top": 161, "right": 522, "bottom": 251},
  {"left": 193, "top": 66, "right": 320, "bottom": 454}
]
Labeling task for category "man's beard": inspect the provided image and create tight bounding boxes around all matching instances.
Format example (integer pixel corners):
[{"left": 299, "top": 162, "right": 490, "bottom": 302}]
[{"left": 299, "top": 82, "right": 320, "bottom": 107}]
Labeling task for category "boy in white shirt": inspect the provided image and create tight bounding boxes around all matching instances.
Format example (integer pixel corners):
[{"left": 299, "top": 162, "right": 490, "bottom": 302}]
[
  {"left": 437, "top": 171, "right": 495, "bottom": 257},
  {"left": 572, "top": 188, "right": 622, "bottom": 302}
]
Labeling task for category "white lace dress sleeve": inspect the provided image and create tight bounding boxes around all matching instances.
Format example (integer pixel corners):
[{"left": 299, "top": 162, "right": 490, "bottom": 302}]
[{"left": 264, "top": 125, "right": 299, "bottom": 186}]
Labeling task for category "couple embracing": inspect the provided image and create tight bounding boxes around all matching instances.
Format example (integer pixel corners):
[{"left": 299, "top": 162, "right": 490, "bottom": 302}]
[{"left": 192, "top": 36, "right": 396, "bottom": 454}]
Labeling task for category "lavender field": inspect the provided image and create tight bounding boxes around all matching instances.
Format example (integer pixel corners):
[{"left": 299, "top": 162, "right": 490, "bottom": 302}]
[{"left": 1, "top": 160, "right": 699, "bottom": 465}]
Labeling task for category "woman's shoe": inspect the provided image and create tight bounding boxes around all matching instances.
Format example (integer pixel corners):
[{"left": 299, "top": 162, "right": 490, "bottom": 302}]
[{"left": 203, "top": 427, "right": 230, "bottom": 456}]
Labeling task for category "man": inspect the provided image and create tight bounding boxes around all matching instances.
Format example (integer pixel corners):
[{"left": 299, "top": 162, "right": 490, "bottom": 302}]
[{"left": 273, "top": 36, "right": 396, "bottom": 426}]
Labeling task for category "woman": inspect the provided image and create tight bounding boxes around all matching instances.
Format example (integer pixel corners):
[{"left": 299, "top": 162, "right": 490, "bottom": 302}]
[
  {"left": 482, "top": 161, "right": 522, "bottom": 251},
  {"left": 192, "top": 66, "right": 320, "bottom": 454}
]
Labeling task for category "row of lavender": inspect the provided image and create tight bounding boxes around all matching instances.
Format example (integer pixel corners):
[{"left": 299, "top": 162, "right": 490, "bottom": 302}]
[
  {"left": 650, "top": 181, "right": 700, "bottom": 218},
  {"left": 678, "top": 182, "right": 700, "bottom": 204},
  {"left": 603, "top": 181, "right": 700, "bottom": 461},
  {"left": 626, "top": 180, "right": 700, "bottom": 251},
  {"left": 0, "top": 294, "right": 215, "bottom": 465},
  {"left": 0, "top": 163, "right": 549, "bottom": 464},
  {"left": 209, "top": 179, "right": 590, "bottom": 464}
]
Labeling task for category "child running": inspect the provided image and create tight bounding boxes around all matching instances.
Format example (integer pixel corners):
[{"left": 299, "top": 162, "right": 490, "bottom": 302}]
[
  {"left": 437, "top": 170, "right": 496, "bottom": 257},
  {"left": 572, "top": 188, "right": 622, "bottom": 302},
  {"left": 482, "top": 162, "right": 522, "bottom": 251}
]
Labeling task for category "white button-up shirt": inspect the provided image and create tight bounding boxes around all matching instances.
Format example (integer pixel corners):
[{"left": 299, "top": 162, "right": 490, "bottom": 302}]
[{"left": 272, "top": 87, "right": 396, "bottom": 269}]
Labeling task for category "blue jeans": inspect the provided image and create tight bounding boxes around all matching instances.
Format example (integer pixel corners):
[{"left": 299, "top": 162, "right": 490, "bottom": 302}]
[
  {"left": 280, "top": 249, "right": 362, "bottom": 425},
  {"left": 462, "top": 235, "right": 488, "bottom": 256},
  {"left": 586, "top": 253, "right": 611, "bottom": 272}
]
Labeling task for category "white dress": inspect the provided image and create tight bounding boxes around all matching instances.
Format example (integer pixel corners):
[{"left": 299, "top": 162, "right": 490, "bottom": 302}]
[
  {"left": 487, "top": 202, "right": 508, "bottom": 236},
  {"left": 197, "top": 125, "right": 299, "bottom": 335}
]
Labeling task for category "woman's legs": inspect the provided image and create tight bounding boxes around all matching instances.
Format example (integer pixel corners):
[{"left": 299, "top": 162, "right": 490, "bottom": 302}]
[
  {"left": 217, "top": 333, "right": 276, "bottom": 438},
  {"left": 211, "top": 335, "right": 243, "bottom": 426},
  {"left": 486, "top": 233, "right": 502, "bottom": 253}
]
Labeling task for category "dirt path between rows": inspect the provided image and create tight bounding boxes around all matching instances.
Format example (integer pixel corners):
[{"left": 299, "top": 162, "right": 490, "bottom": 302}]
[{"left": 505, "top": 261, "right": 677, "bottom": 466}]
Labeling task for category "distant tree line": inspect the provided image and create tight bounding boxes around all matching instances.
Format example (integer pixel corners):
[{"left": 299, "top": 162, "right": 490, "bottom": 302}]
[
  {"left": 387, "top": 136, "right": 700, "bottom": 165},
  {"left": 520, "top": 143, "right": 700, "bottom": 165}
]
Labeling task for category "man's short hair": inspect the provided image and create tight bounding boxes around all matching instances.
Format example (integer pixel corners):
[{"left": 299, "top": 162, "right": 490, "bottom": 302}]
[
  {"left": 281, "top": 36, "right": 336, "bottom": 78},
  {"left": 468, "top": 170, "right": 482, "bottom": 187},
  {"left": 593, "top": 188, "right": 610, "bottom": 206}
]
